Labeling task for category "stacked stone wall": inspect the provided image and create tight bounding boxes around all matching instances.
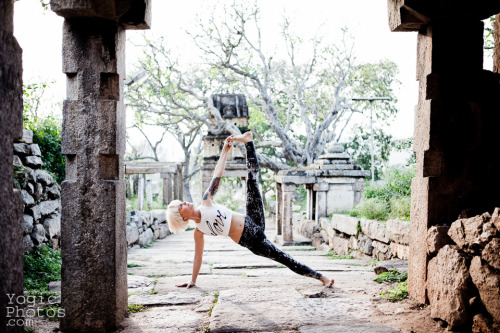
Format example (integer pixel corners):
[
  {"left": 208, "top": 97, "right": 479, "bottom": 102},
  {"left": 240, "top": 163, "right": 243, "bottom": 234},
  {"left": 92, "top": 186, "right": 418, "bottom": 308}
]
[
  {"left": 425, "top": 209, "right": 500, "bottom": 332},
  {"left": 126, "top": 209, "right": 170, "bottom": 247},
  {"left": 13, "top": 130, "right": 61, "bottom": 253},
  {"left": 294, "top": 214, "right": 410, "bottom": 260}
]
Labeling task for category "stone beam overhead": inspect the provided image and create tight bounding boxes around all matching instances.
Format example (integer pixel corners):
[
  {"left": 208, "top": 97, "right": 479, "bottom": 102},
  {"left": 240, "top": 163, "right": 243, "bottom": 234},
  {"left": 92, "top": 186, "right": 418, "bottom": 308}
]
[
  {"left": 50, "top": 0, "right": 151, "bottom": 29},
  {"left": 388, "top": 0, "right": 500, "bottom": 32}
]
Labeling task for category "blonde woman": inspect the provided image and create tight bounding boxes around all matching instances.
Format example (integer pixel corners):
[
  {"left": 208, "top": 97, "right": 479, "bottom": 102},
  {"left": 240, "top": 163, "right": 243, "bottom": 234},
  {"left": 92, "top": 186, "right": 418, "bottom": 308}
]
[{"left": 166, "top": 132, "right": 334, "bottom": 289}]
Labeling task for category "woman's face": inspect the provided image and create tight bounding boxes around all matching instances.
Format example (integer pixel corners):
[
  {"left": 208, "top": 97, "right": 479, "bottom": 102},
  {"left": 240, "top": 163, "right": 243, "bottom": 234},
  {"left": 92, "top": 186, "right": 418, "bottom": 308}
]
[{"left": 178, "top": 201, "right": 194, "bottom": 220}]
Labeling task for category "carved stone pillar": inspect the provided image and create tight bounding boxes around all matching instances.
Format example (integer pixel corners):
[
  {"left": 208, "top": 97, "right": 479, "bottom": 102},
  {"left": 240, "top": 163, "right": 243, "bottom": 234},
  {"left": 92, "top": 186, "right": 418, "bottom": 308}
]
[
  {"left": 51, "top": 1, "right": 151, "bottom": 331},
  {"left": 138, "top": 175, "right": 145, "bottom": 210},
  {"left": 313, "top": 183, "right": 328, "bottom": 223},
  {"left": 145, "top": 179, "right": 153, "bottom": 208},
  {"left": 0, "top": 1, "right": 24, "bottom": 331},
  {"left": 162, "top": 172, "right": 172, "bottom": 205},
  {"left": 281, "top": 184, "right": 295, "bottom": 242}
]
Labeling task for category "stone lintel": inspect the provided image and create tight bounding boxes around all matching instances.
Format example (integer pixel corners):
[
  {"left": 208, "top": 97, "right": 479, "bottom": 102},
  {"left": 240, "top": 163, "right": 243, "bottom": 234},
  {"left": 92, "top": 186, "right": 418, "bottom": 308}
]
[
  {"left": 315, "top": 169, "right": 370, "bottom": 177},
  {"left": 275, "top": 175, "right": 316, "bottom": 185},
  {"left": 51, "top": 0, "right": 151, "bottom": 30},
  {"left": 282, "top": 184, "right": 296, "bottom": 192},
  {"left": 313, "top": 183, "right": 329, "bottom": 192},
  {"left": 125, "top": 166, "right": 178, "bottom": 174},
  {"left": 318, "top": 153, "right": 350, "bottom": 160}
]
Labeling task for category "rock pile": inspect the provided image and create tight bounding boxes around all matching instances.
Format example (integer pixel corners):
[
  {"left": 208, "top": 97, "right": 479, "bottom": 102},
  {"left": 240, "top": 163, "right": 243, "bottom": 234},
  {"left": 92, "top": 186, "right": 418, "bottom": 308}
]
[
  {"left": 426, "top": 209, "right": 500, "bottom": 332},
  {"left": 126, "top": 209, "right": 170, "bottom": 247},
  {"left": 13, "top": 130, "right": 61, "bottom": 252}
]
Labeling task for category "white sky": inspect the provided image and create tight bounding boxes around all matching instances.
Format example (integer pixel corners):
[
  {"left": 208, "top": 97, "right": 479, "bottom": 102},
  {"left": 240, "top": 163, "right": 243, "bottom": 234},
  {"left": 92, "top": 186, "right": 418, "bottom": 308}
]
[{"left": 11, "top": 0, "right": 495, "bottom": 164}]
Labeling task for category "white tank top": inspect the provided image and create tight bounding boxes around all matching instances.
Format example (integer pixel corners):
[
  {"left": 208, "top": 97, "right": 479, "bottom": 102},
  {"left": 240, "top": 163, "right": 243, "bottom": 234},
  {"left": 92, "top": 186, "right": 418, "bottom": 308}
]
[{"left": 197, "top": 204, "right": 233, "bottom": 236}]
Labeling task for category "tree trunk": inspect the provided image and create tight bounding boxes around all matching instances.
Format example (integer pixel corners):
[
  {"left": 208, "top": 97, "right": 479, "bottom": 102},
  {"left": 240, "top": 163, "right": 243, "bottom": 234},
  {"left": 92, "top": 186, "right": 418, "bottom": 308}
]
[
  {"left": 183, "top": 150, "right": 193, "bottom": 203},
  {"left": 494, "top": 14, "right": 500, "bottom": 74}
]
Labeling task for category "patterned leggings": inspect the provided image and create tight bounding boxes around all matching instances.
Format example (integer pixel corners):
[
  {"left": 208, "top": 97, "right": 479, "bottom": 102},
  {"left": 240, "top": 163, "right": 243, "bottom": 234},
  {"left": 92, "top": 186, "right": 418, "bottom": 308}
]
[{"left": 238, "top": 141, "right": 323, "bottom": 280}]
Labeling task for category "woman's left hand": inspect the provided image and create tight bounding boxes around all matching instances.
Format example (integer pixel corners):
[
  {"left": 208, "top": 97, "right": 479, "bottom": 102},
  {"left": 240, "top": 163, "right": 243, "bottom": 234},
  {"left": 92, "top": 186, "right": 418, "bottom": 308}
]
[{"left": 223, "top": 138, "right": 232, "bottom": 152}]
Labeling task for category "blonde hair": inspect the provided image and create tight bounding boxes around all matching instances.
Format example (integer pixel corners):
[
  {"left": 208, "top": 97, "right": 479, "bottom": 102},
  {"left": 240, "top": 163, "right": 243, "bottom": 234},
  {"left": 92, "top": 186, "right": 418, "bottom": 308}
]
[{"left": 166, "top": 200, "right": 189, "bottom": 234}]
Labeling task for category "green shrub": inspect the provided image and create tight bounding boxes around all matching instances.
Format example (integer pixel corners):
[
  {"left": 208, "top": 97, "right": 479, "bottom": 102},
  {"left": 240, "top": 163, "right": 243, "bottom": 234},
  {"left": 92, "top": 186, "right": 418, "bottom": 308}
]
[
  {"left": 350, "top": 198, "right": 388, "bottom": 221},
  {"left": 388, "top": 196, "right": 411, "bottom": 221},
  {"left": 24, "top": 245, "right": 62, "bottom": 291},
  {"left": 380, "top": 281, "right": 408, "bottom": 302},
  {"left": 374, "top": 269, "right": 408, "bottom": 283},
  {"left": 364, "top": 167, "right": 414, "bottom": 202}
]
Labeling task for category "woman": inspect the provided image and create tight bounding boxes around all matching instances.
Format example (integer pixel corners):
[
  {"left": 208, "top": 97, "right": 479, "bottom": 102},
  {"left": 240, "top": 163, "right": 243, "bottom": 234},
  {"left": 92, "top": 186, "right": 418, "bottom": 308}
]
[{"left": 166, "top": 132, "right": 334, "bottom": 289}]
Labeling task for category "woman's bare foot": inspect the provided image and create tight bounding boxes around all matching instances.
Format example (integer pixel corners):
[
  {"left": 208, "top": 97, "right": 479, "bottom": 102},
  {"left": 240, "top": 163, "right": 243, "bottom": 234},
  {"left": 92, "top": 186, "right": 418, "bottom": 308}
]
[
  {"left": 228, "top": 131, "right": 253, "bottom": 143},
  {"left": 320, "top": 275, "right": 334, "bottom": 288}
]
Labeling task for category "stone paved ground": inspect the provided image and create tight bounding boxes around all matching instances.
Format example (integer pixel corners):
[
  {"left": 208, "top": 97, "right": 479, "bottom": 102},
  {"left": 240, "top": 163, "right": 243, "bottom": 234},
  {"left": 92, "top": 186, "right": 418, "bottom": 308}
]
[{"left": 117, "top": 221, "right": 447, "bottom": 333}]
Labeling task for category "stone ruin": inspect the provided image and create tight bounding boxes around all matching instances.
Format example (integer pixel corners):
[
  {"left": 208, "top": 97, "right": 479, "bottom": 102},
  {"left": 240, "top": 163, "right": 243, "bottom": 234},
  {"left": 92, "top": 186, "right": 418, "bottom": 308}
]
[
  {"left": 274, "top": 144, "right": 368, "bottom": 244},
  {"left": 201, "top": 94, "right": 250, "bottom": 194},
  {"left": 13, "top": 130, "right": 61, "bottom": 253},
  {"left": 388, "top": 1, "right": 500, "bottom": 331},
  {"left": 126, "top": 209, "right": 170, "bottom": 248}
]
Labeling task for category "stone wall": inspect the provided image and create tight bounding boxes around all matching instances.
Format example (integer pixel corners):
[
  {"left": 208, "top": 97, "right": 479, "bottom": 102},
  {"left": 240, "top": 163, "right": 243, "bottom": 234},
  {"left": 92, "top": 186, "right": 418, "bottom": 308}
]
[
  {"left": 13, "top": 130, "right": 61, "bottom": 253},
  {"left": 126, "top": 209, "right": 170, "bottom": 247},
  {"left": 425, "top": 209, "right": 499, "bottom": 332},
  {"left": 294, "top": 214, "right": 410, "bottom": 261}
]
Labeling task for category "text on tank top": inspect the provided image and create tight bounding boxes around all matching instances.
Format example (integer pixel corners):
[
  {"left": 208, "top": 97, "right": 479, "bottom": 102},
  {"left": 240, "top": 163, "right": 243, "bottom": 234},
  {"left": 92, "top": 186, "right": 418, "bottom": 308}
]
[{"left": 197, "top": 204, "right": 233, "bottom": 236}]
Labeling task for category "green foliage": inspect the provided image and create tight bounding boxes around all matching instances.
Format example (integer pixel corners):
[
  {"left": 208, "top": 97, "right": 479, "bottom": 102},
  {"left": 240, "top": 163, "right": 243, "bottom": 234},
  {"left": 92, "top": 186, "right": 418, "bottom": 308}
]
[
  {"left": 484, "top": 16, "right": 496, "bottom": 56},
  {"left": 25, "top": 328, "right": 35, "bottom": 333},
  {"left": 365, "top": 167, "right": 414, "bottom": 202},
  {"left": 350, "top": 198, "right": 388, "bottom": 221},
  {"left": 380, "top": 281, "right": 408, "bottom": 302},
  {"left": 391, "top": 137, "right": 415, "bottom": 166},
  {"left": 37, "top": 305, "right": 64, "bottom": 321},
  {"left": 127, "top": 263, "right": 143, "bottom": 268},
  {"left": 127, "top": 304, "right": 146, "bottom": 314},
  {"left": 343, "top": 126, "right": 393, "bottom": 181},
  {"left": 388, "top": 196, "right": 411, "bottom": 221},
  {"left": 325, "top": 249, "right": 353, "bottom": 260},
  {"left": 208, "top": 290, "right": 220, "bottom": 316},
  {"left": 24, "top": 245, "right": 62, "bottom": 292},
  {"left": 374, "top": 269, "right": 408, "bottom": 283}
]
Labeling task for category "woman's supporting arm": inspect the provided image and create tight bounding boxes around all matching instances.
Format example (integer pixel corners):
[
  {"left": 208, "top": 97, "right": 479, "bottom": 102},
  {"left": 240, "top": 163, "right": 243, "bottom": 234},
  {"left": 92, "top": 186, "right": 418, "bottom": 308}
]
[
  {"left": 190, "top": 228, "right": 205, "bottom": 285},
  {"left": 202, "top": 139, "right": 232, "bottom": 200}
]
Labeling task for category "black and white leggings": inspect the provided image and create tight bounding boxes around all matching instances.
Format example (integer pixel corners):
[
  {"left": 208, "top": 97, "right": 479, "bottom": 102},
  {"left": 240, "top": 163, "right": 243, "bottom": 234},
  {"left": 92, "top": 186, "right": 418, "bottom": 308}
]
[{"left": 238, "top": 141, "right": 323, "bottom": 281}]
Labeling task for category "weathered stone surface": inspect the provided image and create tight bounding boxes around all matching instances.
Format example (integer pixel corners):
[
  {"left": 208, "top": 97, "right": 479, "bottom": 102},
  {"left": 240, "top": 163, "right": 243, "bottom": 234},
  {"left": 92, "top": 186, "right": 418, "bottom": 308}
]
[
  {"left": 47, "top": 184, "right": 61, "bottom": 198},
  {"left": 31, "top": 224, "right": 47, "bottom": 245},
  {"left": 35, "top": 169, "right": 55, "bottom": 186},
  {"left": 448, "top": 214, "right": 490, "bottom": 252},
  {"left": 329, "top": 235, "right": 349, "bottom": 255},
  {"left": 482, "top": 238, "right": 500, "bottom": 270},
  {"left": 360, "top": 219, "right": 389, "bottom": 243},
  {"left": 472, "top": 314, "right": 493, "bottom": 333},
  {"left": 386, "top": 219, "right": 410, "bottom": 245},
  {"left": 319, "top": 230, "right": 328, "bottom": 243},
  {"left": 348, "top": 235, "right": 358, "bottom": 250},
  {"left": 119, "top": 306, "right": 203, "bottom": 333},
  {"left": 331, "top": 214, "right": 359, "bottom": 236},
  {"left": 38, "top": 200, "right": 60, "bottom": 216},
  {"left": 31, "top": 205, "right": 41, "bottom": 222},
  {"left": 390, "top": 242, "right": 409, "bottom": 259},
  {"left": 492, "top": 207, "right": 500, "bottom": 231},
  {"left": 13, "top": 142, "right": 30, "bottom": 154},
  {"left": 139, "top": 228, "right": 154, "bottom": 247},
  {"left": 44, "top": 214, "right": 61, "bottom": 239},
  {"left": 23, "top": 233, "right": 34, "bottom": 253},
  {"left": 21, "top": 129, "right": 33, "bottom": 144},
  {"left": 150, "top": 209, "right": 166, "bottom": 223},
  {"left": 373, "top": 260, "right": 408, "bottom": 275},
  {"left": 158, "top": 223, "right": 169, "bottom": 239},
  {"left": 359, "top": 236, "right": 373, "bottom": 255},
  {"left": 320, "top": 217, "right": 335, "bottom": 239},
  {"left": 24, "top": 155, "right": 43, "bottom": 167},
  {"left": 372, "top": 240, "right": 391, "bottom": 260},
  {"left": 21, "top": 189, "right": 35, "bottom": 206},
  {"left": 480, "top": 222, "right": 498, "bottom": 244},
  {"left": 129, "top": 292, "right": 202, "bottom": 306},
  {"left": 470, "top": 256, "right": 500, "bottom": 323},
  {"left": 299, "top": 219, "right": 319, "bottom": 238},
  {"left": 427, "top": 245, "right": 473, "bottom": 329},
  {"left": 127, "top": 224, "right": 139, "bottom": 246},
  {"left": 30, "top": 143, "right": 41, "bottom": 156},
  {"left": 426, "top": 225, "right": 451, "bottom": 255},
  {"left": 23, "top": 214, "right": 34, "bottom": 233}
]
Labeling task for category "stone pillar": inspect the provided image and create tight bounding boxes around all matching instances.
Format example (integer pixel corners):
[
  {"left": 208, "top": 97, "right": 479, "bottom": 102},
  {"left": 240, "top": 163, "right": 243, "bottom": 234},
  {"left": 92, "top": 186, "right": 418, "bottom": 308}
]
[
  {"left": 306, "top": 185, "right": 314, "bottom": 220},
  {"left": 138, "top": 175, "right": 145, "bottom": 210},
  {"left": 178, "top": 167, "right": 184, "bottom": 201},
  {"left": 313, "top": 183, "right": 328, "bottom": 223},
  {"left": 275, "top": 182, "right": 282, "bottom": 235},
  {"left": 389, "top": 1, "right": 500, "bottom": 304},
  {"left": 173, "top": 170, "right": 181, "bottom": 200},
  {"left": 146, "top": 179, "right": 153, "bottom": 209},
  {"left": 52, "top": 2, "right": 150, "bottom": 330},
  {"left": 282, "top": 184, "right": 295, "bottom": 242},
  {"left": 162, "top": 173, "right": 172, "bottom": 205},
  {"left": 0, "top": 1, "right": 24, "bottom": 331}
]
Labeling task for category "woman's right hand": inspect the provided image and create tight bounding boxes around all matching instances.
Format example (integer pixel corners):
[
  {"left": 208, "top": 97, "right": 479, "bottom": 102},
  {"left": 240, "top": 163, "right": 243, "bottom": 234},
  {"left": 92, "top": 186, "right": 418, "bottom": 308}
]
[{"left": 175, "top": 281, "right": 196, "bottom": 289}]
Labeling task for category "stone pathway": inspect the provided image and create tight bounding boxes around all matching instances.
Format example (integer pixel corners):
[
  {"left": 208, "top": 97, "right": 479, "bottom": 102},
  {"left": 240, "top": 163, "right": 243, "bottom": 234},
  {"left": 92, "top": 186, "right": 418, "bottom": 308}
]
[{"left": 118, "top": 221, "right": 442, "bottom": 333}]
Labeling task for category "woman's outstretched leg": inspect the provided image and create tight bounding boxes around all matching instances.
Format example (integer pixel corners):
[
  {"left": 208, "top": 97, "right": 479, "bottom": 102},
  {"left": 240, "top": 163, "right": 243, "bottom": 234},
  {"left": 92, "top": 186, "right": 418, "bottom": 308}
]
[{"left": 228, "top": 132, "right": 266, "bottom": 229}]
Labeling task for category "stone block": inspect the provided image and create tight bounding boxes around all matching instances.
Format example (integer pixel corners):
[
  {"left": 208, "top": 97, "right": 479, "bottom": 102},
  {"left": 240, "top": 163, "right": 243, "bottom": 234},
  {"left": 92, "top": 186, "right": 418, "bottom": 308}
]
[
  {"left": 348, "top": 235, "right": 358, "bottom": 250},
  {"left": 313, "top": 183, "right": 328, "bottom": 191},
  {"left": 38, "top": 200, "right": 60, "bottom": 217},
  {"left": 373, "top": 240, "right": 390, "bottom": 256},
  {"left": 329, "top": 236, "right": 349, "bottom": 255},
  {"left": 138, "top": 228, "right": 154, "bottom": 247},
  {"left": 492, "top": 207, "right": 500, "bottom": 231},
  {"left": 44, "top": 214, "right": 61, "bottom": 239},
  {"left": 35, "top": 169, "right": 55, "bottom": 186},
  {"left": 23, "top": 155, "right": 43, "bottom": 168},
  {"left": 386, "top": 219, "right": 410, "bottom": 245},
  {"left": 331, "top": 214, "right": 359, "bottom": 236},
  {"left": 319, "top": 230, "right": 329, "bottom": 243},
  {"left": 359, "top": 236, "right": 373, "bottom": 255},
  {"left": 31, "top": 205, "right": 41, "bottom": 222},
  {"left": 31, "top": 224, "right": 46, "bottom": 245},
  {"left": 21, "top": 189, "right": 35, "bottom": 207},
  {"left": 150, "top": 209, "right": 167, "bottom": 223},
  {"left": 427, "top": 246, "right": 474, "bottom": 329},
  {"left": 326, "top": 185, "right": 355, "bottom": 214},
  {"left": 47, "top": 184, "right": 61, "bottom": 199},
  {"left": 448, "top": 214, "right": 490, "bottom": 253},
  {"left": 426, "top": 225, "right": 451, "bottom": 255},
  {"left": 13, "top": 154, "right": 23, "bottom": 166},
  {"left": 20, "top": 129, "right": 33, "bottom": 143},
  {"left": 390, "top": 242, "right": 409, "bottom": 259},
  {"left": 30, "top": 144, "right": 41, "bottom": 156},
  {"left": 298, "top": 220, "right": 319, "bottom": 239},
  {"left": 13, "top": 143, "right": 30, "bottom": 154},
  {"left": 482, "top": 238, "right": 500, "bottom": 271},
  {"left": 23, "top": 234, "right": 34, "bottom": 253},
  {"left": 360, "top": 219, "right": 389, "bottom": 243},
  {"left": 470, "top": 256, "right": 500, "bottom": 323},
  {"left": 23, "top": 214, "right": 34, "bottom": 234},
  {"left": 158, "top": 223, "right": 169, "bottom": 239}
]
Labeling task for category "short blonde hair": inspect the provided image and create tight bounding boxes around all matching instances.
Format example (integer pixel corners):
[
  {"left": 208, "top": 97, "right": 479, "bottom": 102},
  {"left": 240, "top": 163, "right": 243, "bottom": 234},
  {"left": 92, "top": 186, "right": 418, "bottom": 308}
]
[{"left": 166, "top": 200, "right": 189, "bottom": 234}]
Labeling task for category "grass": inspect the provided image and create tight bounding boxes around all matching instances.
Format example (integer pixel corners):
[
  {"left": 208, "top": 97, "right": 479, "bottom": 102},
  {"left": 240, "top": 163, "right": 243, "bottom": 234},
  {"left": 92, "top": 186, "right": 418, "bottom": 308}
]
[
  {"left": 246, "top": 266, "right": 258, "bottom": 269},
  {"left": 127, "top": 263, "right": 143, "bottom": 268},
  {"left": 374, "top": 269, "right": 408, "bottom": 283},
  {"left": 325, "top": 249, "right": 353, "bottom": 260},
  {"left": 25, "top": 289, "right": 60, "bottom": 298},
  {"left": 208, "top": 291, "right": 220, "bottom": 316},
  {"left": 24, "top": 245, "right": 62, "bottom": 292},
  {"left": 276, "top": 265, "right": 286, "bottom": 268},
  {"left": 127, "top": 304, "right": 146, "bottom": 314},
  {"left": 369, "top": 259, "right": 380, "bottom": 267},
  {"left": 380, "top": 281, "right": 408, "bottom": 302},
  {"left": 148, "top": 290, "right": 158, "bottom": 295},
  {"left": 197, "top": 325, "right": 211, "bottom": 333}
]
